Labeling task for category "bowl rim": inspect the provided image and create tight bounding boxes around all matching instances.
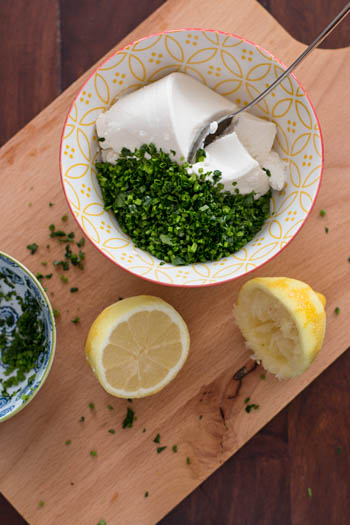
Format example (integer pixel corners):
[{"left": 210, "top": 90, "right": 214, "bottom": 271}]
[
  {"left": 59, "top": 27, "right": 324, "bottom": 288},
  {"left": 0, "top": 251, "right": 56, "bottom": 422}
]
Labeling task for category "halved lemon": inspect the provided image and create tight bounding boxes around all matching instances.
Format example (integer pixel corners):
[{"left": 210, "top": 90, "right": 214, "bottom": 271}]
[
  {"left": 234, "top": 277, "right": 326, "bottom": 379},
  {"left": 85, "top": 296, "right": 190, "bottom": 398}
]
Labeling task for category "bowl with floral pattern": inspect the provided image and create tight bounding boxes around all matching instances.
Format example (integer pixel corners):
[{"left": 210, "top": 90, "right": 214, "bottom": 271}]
[
  {"left": 0, "top": 252, "right": 56, "bottom": 422},
  {"left": 60, "top": 28, "right": 323, "bottom": 287}
]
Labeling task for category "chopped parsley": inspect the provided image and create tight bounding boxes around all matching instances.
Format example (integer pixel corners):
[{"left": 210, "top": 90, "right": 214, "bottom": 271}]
[
  {"left": 53, "top": 308, "right": 60, "bottom": 318},
  {"left": 325, "top": 227, "right": 329, "bottom": 233},
  {"left": 199, "top": 415, "right": 203, "bottom": 420},
  {"left": 49, "top": 202, "right": 54, "bottom": 207},
  {"left": 96, "top": 144, "right": 271, "bottom": 265},
  {"left": 157, "top": 446, "right": 167, "bottom": 454},
  {"left": 27, "top": 243, "right": 39, "bottom": 255},
  {"left": 97, "top": 521, "right": 106, "bottom": 525},
  {"left": 59, "top": 274, "right": 69, "bottom": 283},
  {"left": 122, "top": 407, "right": 135, "bottom": 428},
  {"left": 244, "top": 397, "right": 250, "bottom": 404},
  {"left": 262, "top": 168, "right": 271, "bottom": 177}
]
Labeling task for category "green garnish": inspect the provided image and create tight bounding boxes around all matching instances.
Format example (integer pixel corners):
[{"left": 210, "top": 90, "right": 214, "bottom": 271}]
[
  {"left": 77, "top": 237, "right": 85, "bottom": 248},
  {"left": 153, "top": 433, "right": 160, "bottom": 443},
  {"left": 144, "top": 492, "right": 149, "bottom": 498},
  {"left": 260, "top": 374, "right": 266, "bottom": 380},
  {"left": 28, "top": 202, "right": 32, "bottom": 207},
  {"left": 89, "top": 402, "right": 95, "bottom": 410},
  {"left": 49, "top": 202, "right": 54, "bottom": 207},
  {"left": 59, "top": 274, "right": 68, "bottom": 283},
  {"left": 307, "top": 487, "right": 312, "bottom": 498},
  {"left": 336, "top": 445, "right": 342, "bottom": 455},
  {"left": 262, "top": 168, "right": 271, "bottom": 177},
  {"left": 79, "top": 416, "right": 85, "bottom": 422},
  {"left": 334, "top": 307, "right": 340, "bottom": 315},
  {"left": 199, "top": 415, "right": 203, "bottom": 420},
  {"left": 320, "top": 209, "right": 326, "bottom": 217},
  {"left": 53, "top": 308, "right": 60, "bottom": 318},
  {"left": 39, "top": 501, "right": 45, "bottom": 507},
  {"left": 172, "top": 445, "right": 178, "bottom": 453},
  {"left": 65, "top": 439, "right": 71, "bottom": 445},
  {"left": 122, "top": 407, "right": 135, "bottom": 428},
  {"left": 96, "top": 144, "right": 271, "bottom": 265},
  {"left": 0, "top": 277, "right": 46, "bottom": 397},
  {"left": 90, "top": 450, "right": 97, "bottom": 457},
  {"left": 45, "top": 273, "right": 53, "bottom": 279},
  {"left": 27, "top": 243, "right": 38, "bottom": 255},
  {"left": 157, "top": 446, "right": 167, "bottom": 453},
  {"left": 244, "top": 397, "right": 250, "bottom": 404},
  {"left": 97, "top": 521, "right": 106, "bottom": 525},
  {"left": 107, "top": 404, "right": 114, "bottom": 410},
  {"left": 245, "top": 403, "right": 260, "bottom": 413},
  {"left": 70, "top": 287, "right": 78, "bottom": 293},
  {"left": 108, "top": 429, "right": 116, "bottom": 434},
  {"left": 97, "top": 137, "right": 105, "bottom": 142},
  {"left": 325, "top": 227, "right": 329, "bottom": 233},
  {"left": 35, "top": 273, "right": 44, "bottom": 281},
  {"left": 62, "top": 214, "right": 68, "bottom": 222},
  {"left": 142, "top": 428, "right": 146, "bottom": 433},
  {"left": 41, "top": 261, "right": 47, "bottom": 266},
  {"left": 186, "top": 457, "right": 191, "bottom": 465},
  {"left": 72, "top": 316, "right": 80, "bottom": 324}
]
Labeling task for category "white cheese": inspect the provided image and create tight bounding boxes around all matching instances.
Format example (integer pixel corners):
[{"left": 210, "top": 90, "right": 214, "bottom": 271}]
[
  {"left": 234, "top": 112, "right": 276, "bottom": 164},
  {"left": 96, "top": 72, "right": 236, "bottom": 163},
  {"left": 262, "top": 150, "right": 287, "bottom": 191},
  {"left": 191, "top": 132, "right": 270, "bottom": 198}
]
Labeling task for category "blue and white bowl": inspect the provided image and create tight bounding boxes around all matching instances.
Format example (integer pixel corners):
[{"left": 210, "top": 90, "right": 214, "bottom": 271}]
[{"left": 0, "top": 252, "right": 56, "bottom": 422}]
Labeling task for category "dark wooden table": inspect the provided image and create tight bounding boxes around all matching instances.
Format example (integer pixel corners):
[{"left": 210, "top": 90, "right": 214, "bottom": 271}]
[{"left": 1, "top": 1, "right": 349, "bottom": 524}]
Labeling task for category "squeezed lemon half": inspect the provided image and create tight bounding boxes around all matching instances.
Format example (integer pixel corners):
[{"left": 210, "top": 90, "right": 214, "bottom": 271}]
[
  {"left": 234, "top": 277, "right": 326, "bottom": 379},
  {"left": 85, "top": 296, "right": 190, "bottom": 398}
]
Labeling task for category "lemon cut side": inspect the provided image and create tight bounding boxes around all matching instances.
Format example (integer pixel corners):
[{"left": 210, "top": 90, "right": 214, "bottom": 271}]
[
  {"left": 234, "top": 277, "right": 326, "bottom": 379},
  {"left": 85, "top": 296, "right": 190, "bottom": 398}
]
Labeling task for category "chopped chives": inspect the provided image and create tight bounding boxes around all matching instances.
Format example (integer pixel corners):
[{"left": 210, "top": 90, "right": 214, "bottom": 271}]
[
  {"left": 153, "top": 433, "right": 160, "bottom": 444},
  {"left": 157, "top": 446, "right": 167, "bottom": 454}
]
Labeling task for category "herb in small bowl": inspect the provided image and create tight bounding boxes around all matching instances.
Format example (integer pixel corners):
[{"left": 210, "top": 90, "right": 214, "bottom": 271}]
[{"left": 0, "top": 251, "right": 56, "bottom": 422}]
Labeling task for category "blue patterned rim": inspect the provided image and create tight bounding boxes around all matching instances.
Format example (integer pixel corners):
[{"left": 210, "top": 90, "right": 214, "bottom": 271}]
[{"left": 0, "top": 251, "right": 56, "bottom": 422}]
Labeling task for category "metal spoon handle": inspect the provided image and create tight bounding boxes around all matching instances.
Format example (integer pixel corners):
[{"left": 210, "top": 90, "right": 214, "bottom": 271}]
[{"left": 231, "top": 1, "right": 350, "bottom": 118}]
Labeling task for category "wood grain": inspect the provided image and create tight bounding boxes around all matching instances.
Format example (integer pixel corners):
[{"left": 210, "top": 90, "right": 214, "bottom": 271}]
[{"left": 1, "top": 1, "right": 350, "bottom": 524}]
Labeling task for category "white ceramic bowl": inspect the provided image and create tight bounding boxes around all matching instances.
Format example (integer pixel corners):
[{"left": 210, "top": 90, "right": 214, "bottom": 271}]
[{"left": 60, "top": 29, "right": 323, "bottom": 287}]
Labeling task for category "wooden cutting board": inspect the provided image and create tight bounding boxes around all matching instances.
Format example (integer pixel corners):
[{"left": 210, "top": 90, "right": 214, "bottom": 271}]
[{"left": 0, "top": 0, "right": 349, "bottom": 523}]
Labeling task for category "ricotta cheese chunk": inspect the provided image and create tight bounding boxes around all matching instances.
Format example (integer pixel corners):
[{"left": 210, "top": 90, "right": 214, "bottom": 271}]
[
  {"left": 262, "top": 150, "right": 287, "bottom": 191},
  {"left": 234, "top": 112, "right": 277, "bottom": 165},
  {"left": 96, "top": 72, "right": 236, "bottom": 163},
  {"left": 191, "top": 132, "right": 270, "bottom": 198}
]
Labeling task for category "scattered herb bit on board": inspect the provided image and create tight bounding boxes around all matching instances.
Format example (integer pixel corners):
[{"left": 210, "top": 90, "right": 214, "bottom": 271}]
[
  {"left": 325, "top": 227, "right": 329, "bottom": 233},
  {"left": 153, "top": 433, "right": 160, "bottom": 444},
  {"left": 27, "top": 243, "right": 38, "bottom": 255},
  {"left": 245, "top": 403, "right": 260, "bottom": 413},
  {"left": 53, "top": 308, "right": 60, "bottom": 318},
  {"left": 307, "top": 487, "right": 312, "bottom": 498},
  {"left": 157, "top": 446, "right": 167, "bottom": 454},
  {"left": 107, "top": 404, "right": 114, "bottom": 410},
  {"left": 336, "top": 445, "right": 342, "bottom": 455},
  {"left": 65, "top": 439, "right": 71, "bottom": 446},
  {"left": 49, "top": 202, "right": 54, "bottom": 207},
  {"left": 59, "top": 274, "right": 69, "bottom": 284},
  {"left": 142, "top": 428, "right": 146, "bottom": 433},
  {"left": 96, "top": 144, "right": 271, "bottom": 265},
  {"left": 72, "top": 316, "right": 80, "bottom": 324},
  {"left": 260, "top": 374, "right": 266, "bottom": 380},
  {"left": 186, "top": 457, "right": 191, "bottom": 465},
  {"left": 62, "top": 214, "right": 68, "bottom": 222},
  {"left": 39, "top": 501, "right": 45, "bottom": 508},
  {"left": 108, "top": 429, "right": 116, "bottom": 434},
  {"left": 172, "top": 445, "right": 178, "bottom": 453},
  {"left": 89, "top": 402, "right": 95, "bottom": 410},
  {"left": 334, "top": 307, "right": 340, "bottom": 315},
  {"left": 199, "top": 415, "right": 203, "bottom": 420},
  {"left": 90, "top": 450, "right": 97, "bottom": 457},
  {"left": 244, "top": 397, "right": 250, "bottom": 404},
  {"left": 144, "top": 492, "right": 149, "bottom": 498},
  {"left": 320, "top": 209, "right": 326, "bottom": 217},
  {"left": 122, "top": 407, "right": 135, "bottom": 428},
  {"left": 97, "top": 521, "right": 106, "bottom": 525},
  {"left": 79, "top": 416, "right": 85, "bottom": 422},
  {"left": 70, "top": 287, "right": 79, "bottom": 293}
]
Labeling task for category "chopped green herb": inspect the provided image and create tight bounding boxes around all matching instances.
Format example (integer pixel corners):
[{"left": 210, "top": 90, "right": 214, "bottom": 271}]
[
  {"left": 62, "top": 214, "right": 68, "bottom": 222},
  {"left": 172, "top": 445, "right": 178, "bottom": 453},
  {"left": 27, "top": 243, "right": 38, "bottom": 255},
  {"left": 307, "top": 487, "right": 312, "bottom": 498},
  {"left": 59, "top": 274, "right": 68, "bottom": 284},
  {"left": 142, "top": 428, "right": 146, "bottom": 433},
  {"left": 245, "top": 403, "right": 260, "bottom": 413},
  {"left": 28, "top": 202, "right": 32, "bottom": 207},
  {"left": 118, "top": 297, "right": 123, "bottom": 301},
  {"left": 72, "top": 316, "right": 80, "bottom": 324},
  {"left": 107, "top": 404, "right": 114, "bottom": 410},
  {"left": 122, "top": 407, "right": 135, "bottom": 428},
  {"left": 49, "top": 224, "right": 55, "bottom": 232},
  {"left": 90, "top": 450, "right": 97, "bottom": 457},
  {"left": 320, "top": 209, "right": 326, "bottom": 217},
  {"left": 39, "top": 501, "right": 45, "bottom": 507},
  {"left": 199, "top": 415, "right": 203, "bottom": 420},
  {"left": 262, "top": 168, "right": 271, "bottom": 177},
  {"left": 244, "top": 397, "right": 250, "bottom": 404},
  {"left": 336, "top": 445, "right": 342, "bottom": 455},
  {"left": 144, "top": 492, "right": 149, "bottom": 498},
  {"left": 97, "top": 521, "right": 106, "bottom": 525},
  {"left": 49, "top": 202, "right": 54, "bottom": 207},
  {"left": 53, "top": 308, "right": 60, "bottom": 318},
  {"left": 46, "top": 244, "right": 50, "bottom": 249},
  {"left": 89, "top": 402, "right": 95, "bottom": 410},
  {"left": 35, "top": 273, "right": 44, "bottom": 281},
  {"left": 77, "top": 237, "right": 85, "bottom": 248},
  {"left": 41, "top": 261, "right": 47, "bottom": 266},
  {"left": 348, "top": 257, "right": 350, "bottom": 263},
  {"left": 186, "top": 457, "right": 191, "bottom": 465},
  {"left": 325, "top": 227, "right": 329, "bottom": 233},
  {"left": 65, "top": 439, "right": 71, "bottom": 445},
  {"left": 334, "top": 307, "right": 340, "bottom": 315},
  {"left": 260, "top": 374, "right": 266, "bottom": 380},
  {"left": 79, "top": 416, "right": 85, "bottom": 422},
  {"left": 153, "top": 433, "right": 160, "bottom": 443},
  {"left": 157, "top": 446, "right": 167, "bottom": 454},
  {"left": 97, "top": 137, "right": 105, "bottom": 142},
  {"left": 96, "top": 145, "right": 271, "bottom": 265},
  {"left": 108, "top": 429, "right": 116, "bottom": 434},
  {"left": 70, "top": 287, "right": 79, "bottom": 293}
]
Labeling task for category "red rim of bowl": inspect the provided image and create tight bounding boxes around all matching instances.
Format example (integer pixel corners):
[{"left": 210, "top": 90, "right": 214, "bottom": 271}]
[{"left": 59, "top": 28, "right": 324, "bottom": 288}]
